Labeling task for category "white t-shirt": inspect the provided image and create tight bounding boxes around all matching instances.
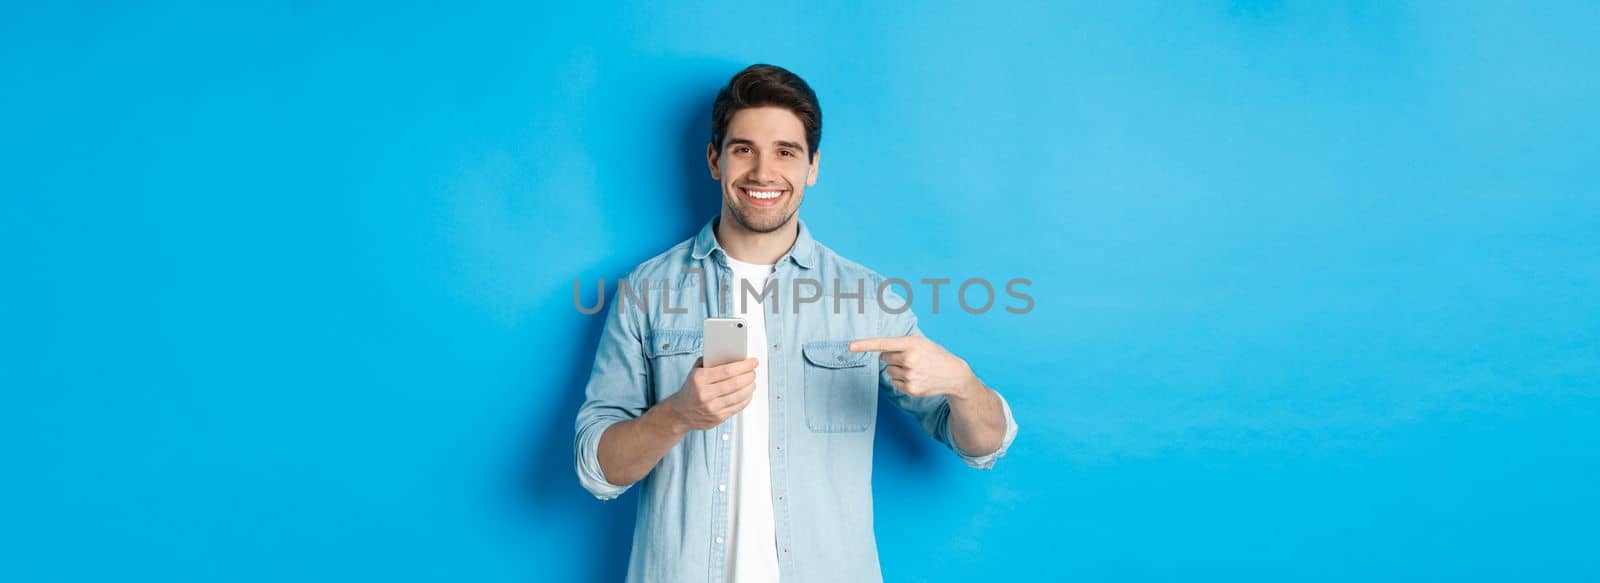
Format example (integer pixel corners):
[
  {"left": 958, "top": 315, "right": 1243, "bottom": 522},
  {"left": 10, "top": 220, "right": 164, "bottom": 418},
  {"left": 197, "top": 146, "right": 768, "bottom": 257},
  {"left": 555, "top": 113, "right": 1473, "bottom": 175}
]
[{"left": 724, "top": 256, "right": 781, "bottom": 582}]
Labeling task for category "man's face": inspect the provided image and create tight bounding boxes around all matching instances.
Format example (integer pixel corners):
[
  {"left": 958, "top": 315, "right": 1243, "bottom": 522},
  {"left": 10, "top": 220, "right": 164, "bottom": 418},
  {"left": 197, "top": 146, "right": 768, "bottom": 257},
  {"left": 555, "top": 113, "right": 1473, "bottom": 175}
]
[{"left": 708, "top": 106, "right": 819, "bottom": 234}]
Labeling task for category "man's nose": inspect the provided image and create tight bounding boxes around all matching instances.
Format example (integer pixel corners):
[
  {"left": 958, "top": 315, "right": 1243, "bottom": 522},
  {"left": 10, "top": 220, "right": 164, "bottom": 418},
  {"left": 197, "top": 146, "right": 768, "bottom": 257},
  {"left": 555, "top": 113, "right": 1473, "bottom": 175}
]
[{"left": 751, "top": 155, "right": 779, "bottom": 184}]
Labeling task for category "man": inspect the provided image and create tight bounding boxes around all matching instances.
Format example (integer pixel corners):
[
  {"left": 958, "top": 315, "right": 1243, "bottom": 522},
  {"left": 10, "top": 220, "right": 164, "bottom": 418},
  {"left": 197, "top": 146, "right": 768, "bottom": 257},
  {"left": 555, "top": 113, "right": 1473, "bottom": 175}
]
[{"left": 574, "top": 64, "right": 1018, "bottom": 583}]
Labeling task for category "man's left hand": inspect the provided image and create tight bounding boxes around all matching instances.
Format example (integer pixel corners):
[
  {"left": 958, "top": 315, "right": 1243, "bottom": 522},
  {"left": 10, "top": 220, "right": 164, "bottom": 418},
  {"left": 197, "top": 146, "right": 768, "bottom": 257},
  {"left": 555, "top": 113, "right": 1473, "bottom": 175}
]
[{"left": 848, "top": 334, "right": 983, "bottom": 400}]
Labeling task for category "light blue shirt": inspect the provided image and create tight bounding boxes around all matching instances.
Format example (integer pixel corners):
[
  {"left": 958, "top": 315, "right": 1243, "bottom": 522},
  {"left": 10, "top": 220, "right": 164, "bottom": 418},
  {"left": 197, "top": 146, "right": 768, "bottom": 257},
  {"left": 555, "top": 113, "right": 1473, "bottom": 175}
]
[{"left": 574, "top": 218, "right": 1019, "bottom": 582}]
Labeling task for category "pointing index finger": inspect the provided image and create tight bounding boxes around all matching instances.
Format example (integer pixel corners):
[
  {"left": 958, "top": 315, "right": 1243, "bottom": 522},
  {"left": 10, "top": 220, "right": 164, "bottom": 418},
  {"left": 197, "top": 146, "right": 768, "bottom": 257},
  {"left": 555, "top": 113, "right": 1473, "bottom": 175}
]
[{"left": 849, "top": 336, "right": 916, "bottom": 353}]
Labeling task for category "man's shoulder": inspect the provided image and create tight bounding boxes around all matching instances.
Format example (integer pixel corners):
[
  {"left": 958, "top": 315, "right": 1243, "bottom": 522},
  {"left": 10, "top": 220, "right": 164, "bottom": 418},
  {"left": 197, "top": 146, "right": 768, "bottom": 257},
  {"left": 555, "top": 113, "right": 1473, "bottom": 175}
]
[
  {"left": 809, "top": 239, "right": 891, "bottom": 285},
  {"left": 622, "top": 237, "right": 697, "bottom": 283},
  {"left": 616, "top": 228, "right": 897, "bottom": 285}
]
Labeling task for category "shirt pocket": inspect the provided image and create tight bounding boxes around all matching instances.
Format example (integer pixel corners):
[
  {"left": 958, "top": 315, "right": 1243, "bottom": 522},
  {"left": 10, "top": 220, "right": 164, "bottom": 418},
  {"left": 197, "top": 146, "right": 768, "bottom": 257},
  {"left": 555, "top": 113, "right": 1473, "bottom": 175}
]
[
  {"left": 645, "top": 329, "right": 703, "bottom": 401},
  {"left": 801, "top": 341, "right": 877, "bottom": 433}
]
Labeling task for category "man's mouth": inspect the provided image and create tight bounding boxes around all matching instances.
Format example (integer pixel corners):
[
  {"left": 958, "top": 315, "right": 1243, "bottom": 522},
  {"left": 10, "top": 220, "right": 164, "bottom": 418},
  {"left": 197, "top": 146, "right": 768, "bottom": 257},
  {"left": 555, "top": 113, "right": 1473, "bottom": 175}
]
[{"left": 739, "top": 187, "right": 788, "bottom": 208}]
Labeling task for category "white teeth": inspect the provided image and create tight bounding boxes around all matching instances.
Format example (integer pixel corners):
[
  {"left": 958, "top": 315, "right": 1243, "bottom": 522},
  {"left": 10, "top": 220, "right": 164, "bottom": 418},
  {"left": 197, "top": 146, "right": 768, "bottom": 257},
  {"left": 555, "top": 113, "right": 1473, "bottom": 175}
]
[{"left": 746, "top": 189, "right": 782, "bottom": 200}]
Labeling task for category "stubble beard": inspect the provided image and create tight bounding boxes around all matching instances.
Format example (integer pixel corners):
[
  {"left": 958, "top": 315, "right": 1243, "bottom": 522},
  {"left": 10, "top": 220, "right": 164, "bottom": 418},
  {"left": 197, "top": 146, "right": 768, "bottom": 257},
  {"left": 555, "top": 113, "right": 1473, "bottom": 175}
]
[{"left": 726, "top": 192, "right": 797, "bottom": 234}]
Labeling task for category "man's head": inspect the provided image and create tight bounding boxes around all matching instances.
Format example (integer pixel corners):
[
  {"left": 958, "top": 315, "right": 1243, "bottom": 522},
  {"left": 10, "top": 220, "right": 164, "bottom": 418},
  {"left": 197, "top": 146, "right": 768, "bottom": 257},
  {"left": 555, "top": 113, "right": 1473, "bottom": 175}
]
[{"left": 707, "top": 64, "right": 821, "bottom": 235}]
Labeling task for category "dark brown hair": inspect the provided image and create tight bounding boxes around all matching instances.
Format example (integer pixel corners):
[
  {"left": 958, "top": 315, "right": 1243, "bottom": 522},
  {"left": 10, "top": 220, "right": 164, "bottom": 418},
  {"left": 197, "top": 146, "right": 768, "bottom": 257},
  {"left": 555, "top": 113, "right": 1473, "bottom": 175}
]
[{"left": 710, "top": 64, "right": 821, "bottom": 161}]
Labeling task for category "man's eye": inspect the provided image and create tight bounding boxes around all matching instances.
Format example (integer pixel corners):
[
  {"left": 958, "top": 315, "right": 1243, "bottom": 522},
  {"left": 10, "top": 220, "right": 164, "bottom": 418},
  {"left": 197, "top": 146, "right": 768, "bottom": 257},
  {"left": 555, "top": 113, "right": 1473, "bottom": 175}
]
[
  {"left": 780, "top": 150, "right": 794, "bottom": 157},
  {"left": 736, "top": 147, "right": 751, "bottom": 154}
]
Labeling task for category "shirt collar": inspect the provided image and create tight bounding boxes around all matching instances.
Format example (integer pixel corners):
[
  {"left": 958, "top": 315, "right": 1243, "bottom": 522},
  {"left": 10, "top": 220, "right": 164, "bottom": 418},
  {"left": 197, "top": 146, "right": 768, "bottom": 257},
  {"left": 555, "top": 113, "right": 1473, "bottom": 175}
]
[{"left": 690, "top": 216, "right": 817, "bottom": 270}]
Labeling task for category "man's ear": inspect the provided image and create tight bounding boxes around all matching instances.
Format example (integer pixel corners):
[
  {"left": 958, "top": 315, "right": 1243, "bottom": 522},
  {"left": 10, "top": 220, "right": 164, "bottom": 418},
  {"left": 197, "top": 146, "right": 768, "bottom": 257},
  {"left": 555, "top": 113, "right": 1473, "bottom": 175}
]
[
  {"left": 706, "top": 142, "right": 721, "bottom": 181},
  {"left": 806, "top": 150, "right": 820, "bottom": 187}
]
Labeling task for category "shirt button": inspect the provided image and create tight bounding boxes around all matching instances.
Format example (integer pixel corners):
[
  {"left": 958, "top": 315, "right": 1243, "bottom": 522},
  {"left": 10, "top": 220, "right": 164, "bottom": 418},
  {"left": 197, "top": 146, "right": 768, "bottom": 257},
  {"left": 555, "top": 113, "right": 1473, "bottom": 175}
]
[
  {"left": 775, "top": 394, "right": 782, "bottom": 401},
  {"left": 721, "top": 433, "right": 730, "bottom": 441},
  {"left": 836, "top": 355, "right": 845, "bottom": 362},
  {"left": 718, "top": 484, "right": 727, "bottom": 492},
  {"left": 773, "top": 343, "right": 779, "bottom": 349},
  {"left": 661, "top": 343, "right": 670, "bottom": 350},
  {"left": 775, "top": 445, "right": 783, "bottom": 452},
  {"left": 716, "top": 536, "right": 725, "bottom": 544},
  {"left": 783, "top": 547, "right": 790, "bottom": 554}
]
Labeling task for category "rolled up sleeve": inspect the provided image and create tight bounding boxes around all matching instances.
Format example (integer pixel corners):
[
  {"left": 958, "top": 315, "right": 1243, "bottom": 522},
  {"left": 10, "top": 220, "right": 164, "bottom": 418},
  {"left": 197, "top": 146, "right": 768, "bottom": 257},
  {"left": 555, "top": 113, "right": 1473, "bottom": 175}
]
[
  {"left": 573, "top": 279, "right": 651, "bottom": 500},
  {"left": 948, "top": 390, "right": 1017, "bottom": 470}
]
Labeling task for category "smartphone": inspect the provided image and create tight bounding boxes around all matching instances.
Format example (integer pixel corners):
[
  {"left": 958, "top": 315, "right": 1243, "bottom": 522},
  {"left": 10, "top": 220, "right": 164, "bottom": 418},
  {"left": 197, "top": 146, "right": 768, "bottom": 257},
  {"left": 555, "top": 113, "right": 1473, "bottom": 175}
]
[{"left": 703, "top": 317, "right": 748, "bottom": 368}]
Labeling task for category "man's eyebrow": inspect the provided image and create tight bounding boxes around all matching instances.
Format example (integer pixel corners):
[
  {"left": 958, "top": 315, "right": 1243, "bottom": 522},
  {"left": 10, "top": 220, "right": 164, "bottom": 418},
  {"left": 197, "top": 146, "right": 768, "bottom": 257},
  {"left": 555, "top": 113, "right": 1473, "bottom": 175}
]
[
  {"left": 773, "top": 140, "right": 806, "bottom": 153},
  {"left": 724, "top": 137, "right": 808, "bottom": 154}
]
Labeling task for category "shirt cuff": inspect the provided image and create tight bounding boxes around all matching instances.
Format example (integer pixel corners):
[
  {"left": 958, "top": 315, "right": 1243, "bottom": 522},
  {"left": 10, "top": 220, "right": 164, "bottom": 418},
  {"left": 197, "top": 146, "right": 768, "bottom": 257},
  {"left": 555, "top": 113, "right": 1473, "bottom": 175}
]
[
  {"left": 953, "top": 390, "right": 1018, "bottom": 470},
  {"left": 575, "top": 417, "right": 630, "bottom": 500}
]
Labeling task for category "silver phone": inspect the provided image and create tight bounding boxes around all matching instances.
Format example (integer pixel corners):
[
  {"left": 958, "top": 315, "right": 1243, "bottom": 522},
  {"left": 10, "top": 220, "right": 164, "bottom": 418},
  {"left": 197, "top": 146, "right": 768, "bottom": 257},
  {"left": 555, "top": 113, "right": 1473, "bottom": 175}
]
[{"left": 702, "top": 317, "right": 748, "bottom": 368}]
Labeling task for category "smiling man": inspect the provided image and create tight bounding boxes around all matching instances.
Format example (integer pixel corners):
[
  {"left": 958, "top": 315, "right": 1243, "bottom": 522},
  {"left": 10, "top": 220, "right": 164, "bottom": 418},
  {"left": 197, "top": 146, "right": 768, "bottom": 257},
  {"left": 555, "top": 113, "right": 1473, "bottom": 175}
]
[{"left": 574, "top": 64, "right": 1018, "bottom": 583}]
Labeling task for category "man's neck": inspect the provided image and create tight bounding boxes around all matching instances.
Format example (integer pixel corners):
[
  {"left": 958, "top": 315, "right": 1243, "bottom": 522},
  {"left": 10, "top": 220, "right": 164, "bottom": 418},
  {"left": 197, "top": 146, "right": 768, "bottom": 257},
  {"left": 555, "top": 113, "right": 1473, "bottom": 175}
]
[{"left": 715, "top": 213, "right": 798, "bottom": 266}]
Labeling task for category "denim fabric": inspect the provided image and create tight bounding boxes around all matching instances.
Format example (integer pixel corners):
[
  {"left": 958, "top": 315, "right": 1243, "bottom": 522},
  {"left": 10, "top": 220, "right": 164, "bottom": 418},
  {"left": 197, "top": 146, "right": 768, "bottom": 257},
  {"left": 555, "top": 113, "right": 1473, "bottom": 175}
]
[{"left": 574, "top": 218, "right": 1018, "bottom": 582}]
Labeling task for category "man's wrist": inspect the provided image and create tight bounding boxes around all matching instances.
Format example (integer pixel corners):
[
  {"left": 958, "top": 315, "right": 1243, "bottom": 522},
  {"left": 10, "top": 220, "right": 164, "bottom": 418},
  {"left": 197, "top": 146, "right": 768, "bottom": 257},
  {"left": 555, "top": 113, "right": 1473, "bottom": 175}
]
[
  {"left": 946, "top": 376, "right": 988, "bottom": 406},
  {"left": 648, "top": 396, "right": 694, "bottom": 437}
]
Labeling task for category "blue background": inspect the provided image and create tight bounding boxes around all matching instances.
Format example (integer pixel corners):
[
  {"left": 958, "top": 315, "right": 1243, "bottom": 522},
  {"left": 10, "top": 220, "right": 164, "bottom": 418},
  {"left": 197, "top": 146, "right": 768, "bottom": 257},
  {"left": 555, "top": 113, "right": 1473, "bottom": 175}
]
[{"left": 3, "top": 2, "right": 1597, "bottom": 581}]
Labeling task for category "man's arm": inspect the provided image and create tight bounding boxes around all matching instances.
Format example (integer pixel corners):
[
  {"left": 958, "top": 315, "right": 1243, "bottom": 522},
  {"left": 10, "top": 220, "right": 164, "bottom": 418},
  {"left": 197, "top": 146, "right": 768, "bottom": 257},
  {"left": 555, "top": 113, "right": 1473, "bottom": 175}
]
[
  {"left": 595, "top": 402, "right": 691, "bottom": 487},
  {"left": 851, "top": 331, "right": 1018, "bottom": 469},
  {"left": 574, "top": 272, "right": 762, "bottom": 499},
  {"left": 945, "top": 378, "right": 1009, "bottom": 457},
  {"left": 595, "top": 357, "right": 759, "bottom": 487}
]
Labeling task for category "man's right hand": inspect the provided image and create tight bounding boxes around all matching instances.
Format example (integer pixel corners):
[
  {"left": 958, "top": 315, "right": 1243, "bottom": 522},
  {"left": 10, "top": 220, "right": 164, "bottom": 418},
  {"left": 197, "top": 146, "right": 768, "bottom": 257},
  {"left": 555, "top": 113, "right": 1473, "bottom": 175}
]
[{"left": 664, "top": 357, "right": 759, "bottom": 431}]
